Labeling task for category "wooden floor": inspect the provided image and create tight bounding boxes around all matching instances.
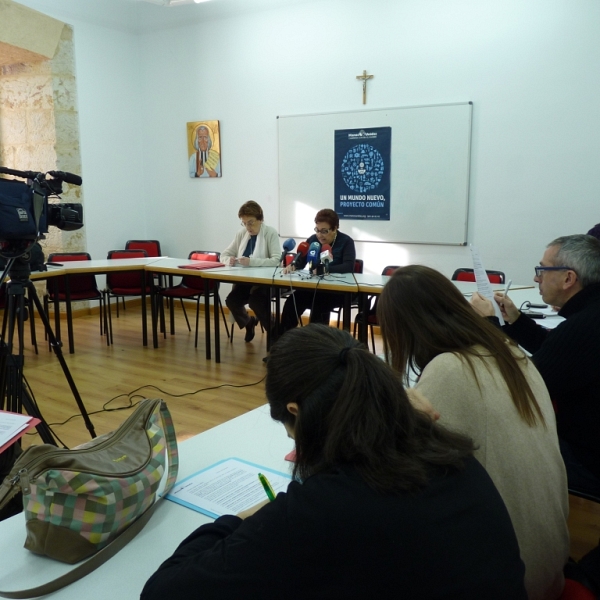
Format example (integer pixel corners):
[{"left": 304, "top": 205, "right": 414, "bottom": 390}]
[{"left": 4, "top": 299, "right": 600, "bottom": 561}]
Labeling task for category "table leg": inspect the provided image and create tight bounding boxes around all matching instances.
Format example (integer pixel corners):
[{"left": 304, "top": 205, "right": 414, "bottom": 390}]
[
  {"left": 204, "top": 284, "right": 211, "bottom": 360},
  {"left": 342, "top": 293, "right": 351, "bottom": 332},
  {"left": 141, "top": 271, "right": 148, "bottom": 346},
  {"left": 214, "top": 281, "right": 220, "bottom": 363}
]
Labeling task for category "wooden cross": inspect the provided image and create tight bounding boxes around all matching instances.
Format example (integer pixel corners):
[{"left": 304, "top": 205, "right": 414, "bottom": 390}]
[{"left": 356, "top": 70, "right": 374, "bottom": 104}]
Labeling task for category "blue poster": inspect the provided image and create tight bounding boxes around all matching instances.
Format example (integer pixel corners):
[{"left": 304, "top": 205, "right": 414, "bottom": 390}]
[{"left": 334, "top": 127, "right": 391, "bottom": 221}]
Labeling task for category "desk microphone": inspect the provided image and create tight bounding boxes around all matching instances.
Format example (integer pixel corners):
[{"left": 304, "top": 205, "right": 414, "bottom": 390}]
[
  {"left": 306, "top": 241, "right": 321, "bottom": 272},
  {"left": 278, "top": 238, "right": 296, "bottom": 267},
  {"left": 288, "top": 241, "right": 309, "bottom": 271},
  {"left": 320, "top": 244, "right": 332, "bottom": 274}
]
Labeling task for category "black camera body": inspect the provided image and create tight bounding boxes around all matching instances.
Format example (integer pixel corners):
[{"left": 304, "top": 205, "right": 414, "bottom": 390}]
[{"left": 0, "top": 167, "right": 83, "bottom": 259}]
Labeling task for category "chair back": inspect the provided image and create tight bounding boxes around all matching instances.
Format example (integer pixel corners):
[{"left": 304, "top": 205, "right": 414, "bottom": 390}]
[
  {"left": 354, "top": 259, "right": 364, "bottom": 274},
  {"left": 452, "top": 268, "right": 505, "bottom": 284},
  {"left": 183, "top": 251, "right": 220, "bottom": 290},
  {"left": 106, "top": 249, "right": 151, "bottom": 292},
  {"left": 125, "top": 240, "right": 161, "bottom": 258},
  {"left": 47, "top": 252, "right": 99, "bottom": 298},
  {"left": 559, "top": 578, "right": 596, "bottom": 599},
  {"left": 382, "top": 265, "right": 400, "bottom": 277}
]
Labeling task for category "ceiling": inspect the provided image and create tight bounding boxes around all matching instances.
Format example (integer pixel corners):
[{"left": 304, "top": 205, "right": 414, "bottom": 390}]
[{"left": 14, "top": 0, "right": 322, "bottom": 34}]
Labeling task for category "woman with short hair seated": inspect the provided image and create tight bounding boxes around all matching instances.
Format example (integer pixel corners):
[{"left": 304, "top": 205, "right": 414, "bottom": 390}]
[
  {"left": 280, "top": 208, "right": 356, "bottom": 332},
  {"left": 377, "top": 265, "right": 569, "bottom": 600},
  {"left": 221, "top": 201, "right": 280, "bottom": 342},
  {"left": 142, "top": 324, "right": 527, "bottom": 600}
]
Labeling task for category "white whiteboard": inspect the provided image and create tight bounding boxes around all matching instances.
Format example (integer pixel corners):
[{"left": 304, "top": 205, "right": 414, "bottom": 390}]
[{"left": 277, "top": 102, "right": 473, "bottom": 245}]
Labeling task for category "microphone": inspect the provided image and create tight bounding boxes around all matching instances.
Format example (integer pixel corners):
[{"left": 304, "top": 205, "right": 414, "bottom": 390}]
[
  {"left": 320, "top": 244, "right": 332, "bottom": 274},
  {"left": 289, "top": 241, "right": 309, "bottom": 270},
  {"left": 47, "top": 170, "right": 83, "bottom": 186},
  {"left": 306, "top": 241, "right": 321, "bottom": 271},
  {"left": 278, "top": 238, "right": 296, "bottom": 267}
]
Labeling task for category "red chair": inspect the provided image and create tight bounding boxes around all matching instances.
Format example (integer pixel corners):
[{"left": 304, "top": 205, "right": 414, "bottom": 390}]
[
  {"left": 159, "top": 251, "right": 229, "bottom": 348},
  {"left": 451, "top": 268, "right": 505, "bottom": 284},
  {"left": 354, "top": 265, "right": 400, "bottom": 353},
  {"left": 559, "top": 578, "right": 596, "bottom": 599},
  {"left": 43, "top": 252, "right": 107, "bottom": 353},
  {"left": 105, "top": 249, "right": 153, "bottom": 346},
  {"left": 125, "top": 240, "right": 161, "bottom": 258}
]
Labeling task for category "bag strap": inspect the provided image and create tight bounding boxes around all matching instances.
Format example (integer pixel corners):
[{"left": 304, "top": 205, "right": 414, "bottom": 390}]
[{"left": 0, "top": 400, "right": 179, "bottom": 600}]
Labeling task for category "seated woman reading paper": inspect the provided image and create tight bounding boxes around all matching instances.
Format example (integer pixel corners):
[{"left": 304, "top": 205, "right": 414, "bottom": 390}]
[
  {"left": 376, "top": 265, "right": 569, "bottom": 600},
  {"left": 141, "top": 325, "right": 527, "bottom": 600}
]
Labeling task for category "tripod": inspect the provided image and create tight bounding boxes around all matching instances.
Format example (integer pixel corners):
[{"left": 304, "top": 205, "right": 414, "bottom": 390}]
[{"left": 0, "top": 254, "right": 96, "bottom": 446}]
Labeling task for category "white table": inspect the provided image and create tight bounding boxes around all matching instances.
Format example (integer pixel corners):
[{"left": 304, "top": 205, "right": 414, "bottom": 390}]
[{"left": 0, "top": 405, "right": 293, "bottom": 599}]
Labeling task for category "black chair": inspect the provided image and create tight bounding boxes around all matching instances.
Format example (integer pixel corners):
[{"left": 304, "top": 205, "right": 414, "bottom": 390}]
[
  {"left": 451, "top": 268, "right": 505, "bottom": 284},
  {"left": 43, "top": 252, "right": 108, "bottom": 353},
  {"left": 159, "top": 251, "right": 230, "bottom": 348},
  {"left": 354, "top": 265, "right": 400, "bottom": 353}
]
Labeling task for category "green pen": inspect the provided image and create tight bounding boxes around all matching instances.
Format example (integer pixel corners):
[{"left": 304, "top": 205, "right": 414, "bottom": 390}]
[{"left": 258, "top": 473, "right": 276, "bottom": 502}]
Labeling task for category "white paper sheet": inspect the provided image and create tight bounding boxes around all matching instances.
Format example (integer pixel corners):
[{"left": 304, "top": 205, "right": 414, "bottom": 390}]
[
  {"left": 166, "top": 457, "right": 292, "bottom": 519},
  {"left": 470, "top": 246, "right": 505, "bottom": 325}
]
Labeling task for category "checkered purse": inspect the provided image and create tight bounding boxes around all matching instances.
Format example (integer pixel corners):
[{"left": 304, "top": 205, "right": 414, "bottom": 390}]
[{"left": 0, "top": 398, "right": 178, "bottom": 599}]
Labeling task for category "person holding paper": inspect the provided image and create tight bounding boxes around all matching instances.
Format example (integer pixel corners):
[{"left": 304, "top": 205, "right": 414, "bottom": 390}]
[
  {"left": 142, "top": 324, "right": 527, "bottom": 600},
  {"left": 221, "top": 201, "right": 281, "bottom": 342},
  {"left": 377, "top": 265, "right": 569, "bottom": 600},
  {"left": 280, "top": 208, "right": 356, "bottom": 332},
  {"left": 470, "top": 234, "right": 600, "bottom": 498}
]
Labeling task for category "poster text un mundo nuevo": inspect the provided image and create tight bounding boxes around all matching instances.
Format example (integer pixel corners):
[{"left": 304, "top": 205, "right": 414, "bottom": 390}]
[{"left": 334, "top": 127, "right": 391, "bottom": 221}]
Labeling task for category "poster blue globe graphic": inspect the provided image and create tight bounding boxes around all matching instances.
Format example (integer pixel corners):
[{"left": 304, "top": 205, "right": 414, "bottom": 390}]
[{"left": 340, "top": 143, "right": 385, "bottom": 193}]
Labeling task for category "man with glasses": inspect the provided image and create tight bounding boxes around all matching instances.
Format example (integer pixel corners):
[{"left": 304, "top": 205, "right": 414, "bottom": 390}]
[{"left": 472, "top": 234, "right": 600, "bottom": 496}]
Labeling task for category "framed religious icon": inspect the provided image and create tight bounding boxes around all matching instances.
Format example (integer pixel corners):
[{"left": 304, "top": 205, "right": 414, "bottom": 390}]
[{"left": 187, "top": 120, "right": 221, "bottom": 178}]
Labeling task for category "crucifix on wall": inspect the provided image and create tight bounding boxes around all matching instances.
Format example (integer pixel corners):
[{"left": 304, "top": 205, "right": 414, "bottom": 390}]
[{"left": 356, "top": 70, "right": 374, "bottom": 105}]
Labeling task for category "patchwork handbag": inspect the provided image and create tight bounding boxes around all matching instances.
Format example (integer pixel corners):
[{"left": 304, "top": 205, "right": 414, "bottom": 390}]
[{"left": 0, "top": 398, "right": 178, "bottom": 599}]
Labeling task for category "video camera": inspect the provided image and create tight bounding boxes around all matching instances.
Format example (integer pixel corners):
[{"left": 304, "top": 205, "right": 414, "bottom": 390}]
[{"left": 0, "top": 166, "right": 83, "bottom": 260}]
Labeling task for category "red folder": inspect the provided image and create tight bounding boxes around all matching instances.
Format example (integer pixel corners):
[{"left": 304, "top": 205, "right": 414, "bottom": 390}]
[{"left": 178, "top": 261, "right": 226, "bottom": 270}]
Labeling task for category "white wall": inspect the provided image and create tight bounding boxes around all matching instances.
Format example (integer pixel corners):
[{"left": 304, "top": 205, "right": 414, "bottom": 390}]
[
  {"left": 13, "top": 0, "right": 144, "bottom": 260},
  {"left": 14, "top": 0, "right": 600, "bottom": 284}
]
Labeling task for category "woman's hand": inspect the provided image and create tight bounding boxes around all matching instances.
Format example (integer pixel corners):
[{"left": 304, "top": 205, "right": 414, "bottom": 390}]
[
  {"left": 238, "top": 257, "right": 250, "bottom": 267},
  {"left": 227, "top": 257, "right": 236, "bottom": 266},
  {"left": 282, "top": 265, "right": 295, "bottom": 275},
  {"left": 237, "top": 499, "right": 270, "bottom": 520}
]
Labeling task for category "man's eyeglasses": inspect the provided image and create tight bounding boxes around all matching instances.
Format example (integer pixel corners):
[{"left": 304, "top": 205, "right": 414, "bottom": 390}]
[
  {"left": 314, "top": 228, "right": 332, "bottom": 235},
  {"left": 534, "top": 266, "right": 575, "bottom": 277},
  {"left": 241, "top": 219, "right": 257, "bottom": 228}
]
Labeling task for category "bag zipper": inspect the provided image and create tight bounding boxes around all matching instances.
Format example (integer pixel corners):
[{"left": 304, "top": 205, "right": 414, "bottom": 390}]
[{"left": 8, "top": 399, "right": 161, "bottom": 492}]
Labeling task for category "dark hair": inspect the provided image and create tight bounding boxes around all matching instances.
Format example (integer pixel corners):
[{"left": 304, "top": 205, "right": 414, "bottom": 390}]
[
  {"left": 266, "top": 324, "right": 474, "bottom": 494},
  {"left": 314, "top": 209, "right": 339, "bottom": 230},
  {"left": 377, "top": 265, "right": 545, "bottom": 428},
  {"left": 587, "top": 224, "right": 600, "bottom": 241},
  {"left": 238, "top": 201, "right": 264, "bottom": 221}
]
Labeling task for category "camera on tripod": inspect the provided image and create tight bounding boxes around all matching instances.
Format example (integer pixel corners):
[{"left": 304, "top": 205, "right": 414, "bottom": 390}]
[{"left": 0, "top": 166, "right": 83, "bottom": 261}]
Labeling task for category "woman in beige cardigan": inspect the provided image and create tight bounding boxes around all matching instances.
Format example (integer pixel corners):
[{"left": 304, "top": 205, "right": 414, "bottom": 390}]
[{"left": 377, "top": 265, "right": 569, "bottom": 600}]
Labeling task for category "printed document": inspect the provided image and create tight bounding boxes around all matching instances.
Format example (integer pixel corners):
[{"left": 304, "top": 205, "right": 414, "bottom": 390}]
[{"left": 166, "top": 457, "right": 292, "bottom": 519}]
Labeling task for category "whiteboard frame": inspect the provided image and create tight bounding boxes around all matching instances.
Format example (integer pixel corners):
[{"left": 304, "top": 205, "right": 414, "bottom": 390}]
[{"left": 277, "top": 102, "right": 473, "bottom": 245}]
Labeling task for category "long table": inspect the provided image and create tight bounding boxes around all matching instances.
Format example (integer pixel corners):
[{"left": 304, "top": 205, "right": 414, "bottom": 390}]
[
  {"left": 0, "top": 404, "right": 293, "bottom": 599},
  {"left": 148, "top": 259, "right": 366, "bottom": 362},
  {"left": 48, "top": 258, "right": 161, "bottom": 352}
]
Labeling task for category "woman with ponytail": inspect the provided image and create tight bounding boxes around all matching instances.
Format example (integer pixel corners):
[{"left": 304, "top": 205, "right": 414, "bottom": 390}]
[{"left": 142, "top": 325, "right": 526, "bottom": 600}]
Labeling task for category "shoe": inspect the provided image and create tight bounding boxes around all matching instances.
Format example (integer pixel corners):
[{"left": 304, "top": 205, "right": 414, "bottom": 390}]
[{"left": 244, "top": 317, "right": 257, "bottom": 343}]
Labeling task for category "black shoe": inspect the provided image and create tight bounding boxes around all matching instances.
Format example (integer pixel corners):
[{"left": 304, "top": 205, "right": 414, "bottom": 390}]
[{"left": 244, "top": 317, "right": 257, "bottom": 343}]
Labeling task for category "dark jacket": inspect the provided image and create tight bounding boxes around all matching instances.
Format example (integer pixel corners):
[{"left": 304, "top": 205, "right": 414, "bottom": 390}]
[
  {"left": 295, "top": 231, "right": 356, "bottom": 274},
  {"left": 142, "top": 459, "right": 526, "bottom": 600},
  {"left": 502, "top": 282, "right": 600, "bottom": 479}
]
